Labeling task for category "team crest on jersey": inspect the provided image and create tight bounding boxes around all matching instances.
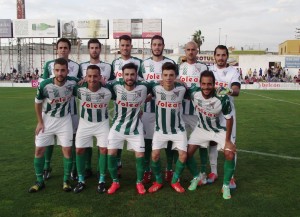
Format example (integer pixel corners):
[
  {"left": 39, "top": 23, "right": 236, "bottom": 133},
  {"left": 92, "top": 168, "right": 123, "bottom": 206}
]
[
  {"left": 171, "top": 90, "right": 179, "bottom": 101},
  {"left": 65, "top": 85, "right": 73, "bottom": 96},
  {"left": 98, "top": 93, "right": 105, "bottom": 100},
  {"left": 196, "top": 100, "right": 203, "bottom": 107},
  {"left": 132, "top": 90, "right": 142, "bottom": 101}
]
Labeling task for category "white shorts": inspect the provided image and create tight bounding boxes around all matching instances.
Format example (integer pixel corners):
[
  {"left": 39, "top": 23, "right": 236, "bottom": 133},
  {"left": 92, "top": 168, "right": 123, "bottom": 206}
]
[
  {"left": 152, "top": 131, "right": 187, "bottom": 152},
  {"left": 182, "top": 114, "right": 198, "bottom": 134},
  {"left": 141, "top": 112, "right": 155, "bottom": 139},
  {"left": 188, "top": 127, "right": 231, "bottom": 151},
  {"left": 76, "top": 118, "right": 109, "bottom": 148},
  {"left": 35, "top": 114, "right": 73, "bottom": 147},
  {"left": 71, "top": 114, "right": 79, "bottom": 134},
  {"left": 107, "top": 130, "right": 145, "bottom": 152}
]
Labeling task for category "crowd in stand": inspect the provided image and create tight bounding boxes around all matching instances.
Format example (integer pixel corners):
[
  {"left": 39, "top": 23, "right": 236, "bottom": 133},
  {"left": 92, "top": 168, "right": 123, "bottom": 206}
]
[{"left": 0, "top": 68, "right": 40, "bottom": 82}]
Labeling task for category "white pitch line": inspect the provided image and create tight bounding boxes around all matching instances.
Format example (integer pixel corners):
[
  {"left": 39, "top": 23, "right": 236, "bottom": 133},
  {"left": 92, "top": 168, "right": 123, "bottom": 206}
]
[
  {"left": 238, "top": 149, "right": 300, "bottom": 160},
  {"left": 241, "top": 91, "right": 300, "bottom": 106}
]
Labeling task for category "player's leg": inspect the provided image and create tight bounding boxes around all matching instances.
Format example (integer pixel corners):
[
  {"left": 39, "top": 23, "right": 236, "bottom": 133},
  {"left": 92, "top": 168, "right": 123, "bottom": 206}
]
[
  {"left": 229, "top": 111, "right": 237, "bottom": 189},
  {"left": 116, "top": 149, "right": 122, "bottom": 177},
  {"left": 135, "top": 151, "right": 146, "bottom": 195},
  {"left": 29, "top": 146, "right": 46, "bottom": 193},
  {"left": 165, "top": 141, "right": 174, "bottom": 182},
  {"left": 222, "top": 149, "right": 235, "bottom": 199},
  {"left": 70, "top": 114, "right": 79, "bottom": 181},
  {"left": 143, "top": 139, "right": 152, "bottom": 183},
  {"left": 84, "top": 147, "right": 93, "bottom": 178},
  {"left": 207, "top": 141, "right": 218, "bottom": 183},
  {"left": 74, "top": 147, "right": 86, "bottom": 193},
  {"left": 43, "top": 145, "right": 54, "bottom": 180}
]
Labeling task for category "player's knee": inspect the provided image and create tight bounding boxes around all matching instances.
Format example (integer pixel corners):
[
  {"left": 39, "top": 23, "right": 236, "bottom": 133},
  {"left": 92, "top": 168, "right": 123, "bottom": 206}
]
[
  {"left": 76, "top": 148, "right": 85, "bottom": 155},
  {"left": 178, "top": 151, "right": 187, "bottom": 163},
  {"left": 224, "top": 150, "right": 234, "bottom": 161},
  {"left": 99, "top": 147, "right": 107, "bottom": 155},
  {"left": 35, "top": 147, "right": 46, "bottom": 157}
]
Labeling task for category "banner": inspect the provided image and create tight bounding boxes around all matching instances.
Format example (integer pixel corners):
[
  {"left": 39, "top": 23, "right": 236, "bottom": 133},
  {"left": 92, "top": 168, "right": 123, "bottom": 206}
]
[
  {"left": 0, "top": 19, "right": 12, "bottom": 38},
  {"left": 13, "top": 19, "right": 59, "bottom": 37},
  {"left": 242, "top": 82, "right": 300, "bottom": 90}
]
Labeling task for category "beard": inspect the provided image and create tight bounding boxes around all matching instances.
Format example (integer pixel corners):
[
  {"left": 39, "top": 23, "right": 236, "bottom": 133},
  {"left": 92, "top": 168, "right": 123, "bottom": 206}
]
[{"left": 152, "top": 49, "right": 163, "bottom": 57}]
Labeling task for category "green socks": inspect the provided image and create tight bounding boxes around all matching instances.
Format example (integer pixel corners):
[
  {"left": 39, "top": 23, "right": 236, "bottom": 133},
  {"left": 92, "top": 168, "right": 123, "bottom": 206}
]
[
  {"left": 223, "top": 159, "right": 235, "bottom": 185},
  {"left": 85, "top": 147, "right": 93, "bottom": 170},
  {"left": 63, "top": 157, "right": 72, "bottom": 182},
  {"left": 151, "top": 160, "right": 162, "bottom": 184},
  {"left": 171, "top": 160, "right": 185, "bottom": 184},
  {"left": 76, "top": 152, "right": 86, "bottom": 182},
  {"left": 34, "top": 156, "right": 45, "bottom": 183},
  {"left": 136, "top": 157, "right": 145, "bottom": 183},
  {"left": 186, "top": 156, "right": 199, "bottom": 178},
  {"left": 99, "top": 153, "right": 107, "bottom": 183},
  {"left": 44, "top": 145, "right": 54, "bottom": 170},
  {"left": 108, "top": 155, "right": 119, "bottom": 182}
]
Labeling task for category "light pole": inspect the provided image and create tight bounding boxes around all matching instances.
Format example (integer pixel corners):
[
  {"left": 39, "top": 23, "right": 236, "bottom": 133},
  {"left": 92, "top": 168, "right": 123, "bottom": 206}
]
[{"left": 218, "top": 28, "right": 221, "bottom": 45}]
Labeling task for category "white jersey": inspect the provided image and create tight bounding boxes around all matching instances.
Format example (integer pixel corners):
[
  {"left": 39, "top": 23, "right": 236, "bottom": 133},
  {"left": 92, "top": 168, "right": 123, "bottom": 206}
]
[
  {"left": 35, "top": 77, "right": 78, "bottom": 118},
  {"left": 178, "top": 60, "right": 208, "bottom": 115},
  {"left": 79, "top": 61, "right": 115, "bottom": 82},
  {"left": 189, "top": 86, "right": 232, "bottom": 133},
  {"left": 74, "top": 84, "right": 112, "bottom": 123},
  {"left": 140, "top": 56, "right": 176, "bottom": 113},
  {"left": 112, "top": 56, "right": 142, "bottom": 82},
  {"left": 151, "top": 82, "right": 186, "bottom": 134},
  {"left": 42, "top": 59, "right": 81, "bottom": 115},
  {"left": 110, "top": 81, "right": 148, "bottom": 135}
]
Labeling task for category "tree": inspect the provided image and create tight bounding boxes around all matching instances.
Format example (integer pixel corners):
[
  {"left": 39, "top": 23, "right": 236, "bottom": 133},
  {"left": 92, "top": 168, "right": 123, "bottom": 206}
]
[{"left": 192, "top": 30, "right": 204, "bottom": 54}]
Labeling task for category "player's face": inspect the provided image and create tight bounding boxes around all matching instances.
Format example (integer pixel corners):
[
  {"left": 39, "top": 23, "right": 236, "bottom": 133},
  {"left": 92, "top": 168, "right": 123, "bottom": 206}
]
[
  {"left": 54, "top": 64, "right": 68, "bottom": 84},
  {"left": 151, "top": 39, "right": 164, "bottom": 57},
  {"left": 200, "top": 76, "right": 214, "bottom": 98},
  {"left": 214, "top": 48, "right": 228, "bottom": 68},
  {"left": 86, "top": 69, "right": 101, "bottom": 89},
  {"left": 57, "top": 42, "right": 70, "bottom": 59},
  {"left": 119, "top": 39, "right": 132, "bottom": 58},
  {"left": 89, "top": 43, "right": 101, "bottom": 60},
  {"left": 162, "top": 69, "right": 176, "bottom": 87},
  {"left": 185, "top": 43, "right": 198, "bottom": 62},
  {"left": 123, "top": 68, "right": 137, "bottom": 87}
]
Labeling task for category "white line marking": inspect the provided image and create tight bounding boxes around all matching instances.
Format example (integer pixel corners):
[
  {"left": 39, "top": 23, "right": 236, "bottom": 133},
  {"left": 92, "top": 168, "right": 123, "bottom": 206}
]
[
  {"left": 241, "top": 91, "right": 300, "bottom": 106},
  {"left": 238, "top": 149, "right": 300, "bottom": 160}
]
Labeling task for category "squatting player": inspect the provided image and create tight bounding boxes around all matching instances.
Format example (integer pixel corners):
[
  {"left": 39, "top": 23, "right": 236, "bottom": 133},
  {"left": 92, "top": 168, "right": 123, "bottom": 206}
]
[
  {"left": 42, "top": 38, "right": 81, "bottom": 180},
  {"left": 148, "top": 62, "right": 187, "bottom": 193},
  {"left": 111, "top": 35, "right": 143, "bottom": 177},
  {"left": 73, "top": 65, "right": 112, "bottom": 194},
  {"left": 186, "top": 70, "right": 236, "bottom": 199},
  {"left": 139, "top": 35, "right": 177, "bottom": 184},
  {"left": 28, "top": 58, "right": 79, "bottom": 193},
  {"left": 207, "top": 45, "right": 241, "bottom": 189},
  {"left": 178, "top": 41, "right": 208, "bottom": 186},
  {"left": 79, "top": 38, "right": 115, "bottom": 179},
  {"left": 106, "top": 63, "right": 149, "bottom": 195}
]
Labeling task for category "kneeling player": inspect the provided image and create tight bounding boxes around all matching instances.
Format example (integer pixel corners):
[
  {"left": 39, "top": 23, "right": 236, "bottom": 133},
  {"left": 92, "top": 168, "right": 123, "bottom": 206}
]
[
  {"left": 186, "top": 70, "right": 236, "bottom": 199},
  {"left": 73, "top": 65, "right": 112, "bottom": 193}
]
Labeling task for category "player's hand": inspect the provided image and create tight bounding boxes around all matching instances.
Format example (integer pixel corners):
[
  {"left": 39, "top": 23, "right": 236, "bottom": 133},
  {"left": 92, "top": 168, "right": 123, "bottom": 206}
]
[
  {"left": 35, "top": 122, "right": 44, "bottom": 135},
  {"left": 145, "top": 94, "right": 152, "bottom": 102},
  {"left": 216, "top": 86, "right": 233, "bottom": 95},
  {"left": 78, "top": 78, "right": 85, "bottom": 86},
  {"left": 139, "top": 110, "right": 143, "bottom": 118},
  {"left": 224, "top": 140, "right": 236, "bottom": 153}
]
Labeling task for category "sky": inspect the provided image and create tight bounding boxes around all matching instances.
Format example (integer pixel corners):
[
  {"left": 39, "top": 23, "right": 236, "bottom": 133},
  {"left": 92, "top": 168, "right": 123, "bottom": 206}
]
[{"left": 1, "top": 0, "right": 300, "bottom": 52}]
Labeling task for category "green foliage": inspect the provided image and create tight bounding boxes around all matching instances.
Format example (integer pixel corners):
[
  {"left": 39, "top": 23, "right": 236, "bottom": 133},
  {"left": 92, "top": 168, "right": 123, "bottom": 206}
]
[
  {"left": 192, "top": 30, "right": 204, "bottom": 54},
  {"left": 231, "top": 50, "right": 266, "bottom": 55},
  {"left": 0, "top": 88, "right": 299, "bottom": 217}
]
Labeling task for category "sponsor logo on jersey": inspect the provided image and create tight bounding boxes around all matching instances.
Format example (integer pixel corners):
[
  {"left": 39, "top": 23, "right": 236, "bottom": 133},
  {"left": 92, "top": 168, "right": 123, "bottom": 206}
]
[
  {"left": 146, "top": 73, "right": 161, "bottom": 81},
  {"left": 50, "top": 96, "right": 71, "bottom": 104},
  {"left": 215, "top": 81, "right": 229, "bottom": 87},
  {"left": 195, "top": 105, "right": 217, "bottom": 117},
  {"left": 115, "top": 71, "right": 123, "bottom": 79},
  {"left": 179, "top": 75, "right": 199, "bottom": 83},
  {"left": 157, "top": 100, "right": 181, "bottom": 108},
  {"left": 117, "top": 100, "right": 141, "bottom": 108},
  {"left": 82, "top": 101, "right": 108, "bottom": 109}
]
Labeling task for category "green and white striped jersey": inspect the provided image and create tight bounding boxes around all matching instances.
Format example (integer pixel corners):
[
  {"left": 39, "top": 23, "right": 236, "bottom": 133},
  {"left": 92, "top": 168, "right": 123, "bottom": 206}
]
[
  {"left": 189, "top": 86, "right": 232, "bottom": 133},
  {"left": 151, "top": 82, "right": 186, "bottom": 134},
  {"left": 111, "top": 56, "right": 142, "bottom": 82},
  {"left": 42, "top": 59, "right": 81, "bottom": 115},
  {"left": 79, "top": 61, "right": 115, "bottom": 82},
  {"left": 74, "top": 83, "right": 112, "bottom": 123},
  {"left": 35, "top": 77, "right": 79, "bottom": 118},
  {"left": 178, "top": 61, "right": 208, "bottom": 115},
  {"left": 111, "top": 81, "right": 148, "bottom": 135},
  {"left": 139, "top": 57, "right": 176, "bottom": 113}
]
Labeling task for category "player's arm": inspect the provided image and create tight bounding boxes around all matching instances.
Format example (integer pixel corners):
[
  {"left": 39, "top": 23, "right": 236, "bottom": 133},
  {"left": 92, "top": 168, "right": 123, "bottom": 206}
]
[
  {"left": 224, "top": 116, "right": 236, "bottom": 153},
  {"left": 35, "top": 102, "right": 44, "bottom": 135}
]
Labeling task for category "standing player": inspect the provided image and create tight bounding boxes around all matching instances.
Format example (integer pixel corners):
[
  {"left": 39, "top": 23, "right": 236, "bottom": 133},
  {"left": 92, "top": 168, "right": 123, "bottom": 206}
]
[
  {"left": 207, "top": 45, "right": 241, "bottom": 189},
  {"left": 79, "top": 38, "right": 115, "bottom": 178},
  {"left": 73, "top": 65, "right": 112, "bottom": 194},
  {"left": 42, "top": 38, "right": 81, "bottom": 180},
  {"left": 178, "top": 41, "right": 208, "bottom": 185},
  {"left": 148, "top": 62, "right": 187, "bottom": 193},
  {"left": 186, "top": 70, "right": 236, "bottom": 199},
  {"left": 106, "top": 63, "right": 148, "bottom": 195},
  {"left": 28, "top": 58, "right": 79, "bottom": 193},
  {"left": 139, "top": 35, "right": 177, "bottom": 183},
  {"left": 111, "top": 35, "right": 143, "bottom": 177}
]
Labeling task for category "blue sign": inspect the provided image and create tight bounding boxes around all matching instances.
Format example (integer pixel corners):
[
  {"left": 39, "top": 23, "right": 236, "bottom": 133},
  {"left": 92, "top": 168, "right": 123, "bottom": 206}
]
[{"left": 285, "top": 57, "right": 300, "bottom": 68}]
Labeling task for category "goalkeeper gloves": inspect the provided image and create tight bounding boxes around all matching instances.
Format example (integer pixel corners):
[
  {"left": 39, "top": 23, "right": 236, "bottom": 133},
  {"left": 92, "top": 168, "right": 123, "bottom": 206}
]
[{"left": 216, "top": 86, "right": 233, "bottom": 95}]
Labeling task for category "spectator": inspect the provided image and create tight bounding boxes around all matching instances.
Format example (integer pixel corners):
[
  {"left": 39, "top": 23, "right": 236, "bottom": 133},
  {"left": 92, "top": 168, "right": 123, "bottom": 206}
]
[{"left": 259, "top": 68, "right": 262, "bottom": 77}]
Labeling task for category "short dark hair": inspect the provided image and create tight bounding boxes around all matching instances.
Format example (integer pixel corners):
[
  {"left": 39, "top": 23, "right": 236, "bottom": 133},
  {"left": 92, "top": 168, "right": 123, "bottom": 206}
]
[
  {"left": 151, "top": 35, "right": 164, "bottom": 45},
  {"left": 214, "top": 45, "right": 229, "bottom": 56},
  {"left": 54, "top": 58, "right": 68, "bottom": 68},
  {"left": 162, "top": 62, "right": 177, "bottom": 73},
  {"left": 119, "top": 35, "right": 132, "bottom": 43},
  {"left": 87, "top": 65, "right": 101, "bottom": 74},
  {"left": 200, "top": 70, "right": 215, "bottom": 84},
  {"left": 88, "top": 38, "right": 101, "bottom": 49},
  {"left": 56, "top": 38, "right": 71, "bottom": 50},
  {"left": 122, "top": 62, "right": 137, "bottom": 73}
]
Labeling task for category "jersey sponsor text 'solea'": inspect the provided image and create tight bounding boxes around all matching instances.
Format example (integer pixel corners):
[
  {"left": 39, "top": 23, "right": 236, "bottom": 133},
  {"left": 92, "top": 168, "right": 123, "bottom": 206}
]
[
  {"left": 43, "top": 59, "right": 81, "bottom": 115},
  {"left": 112, "top": 56, "right": 142, "bottom": 82},
  {"left": 151, "top": 82, "right": 186, "bottom": 134},
  {"left": 79, "top": 61, "right": 115, "bottom": 82},
  {"left": 110, "top": 81, "right": 148, "bottom": 135},
  {"left": 35, "top": 77, "right": 78, "bottom": 118},
  {"left": 189, "top": 86, "right": 232, "bottom": 133},
  {"left": 74, "top": 83, "right": 112, "bottom": 123},
  {"left": 178, "top": 61, "right": 208, "bottom": 115},
  {"left": 140, "top": 57, "right": 176, "bottom": 113}
]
